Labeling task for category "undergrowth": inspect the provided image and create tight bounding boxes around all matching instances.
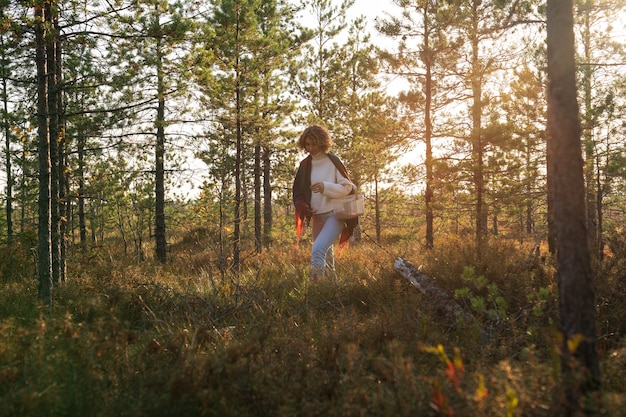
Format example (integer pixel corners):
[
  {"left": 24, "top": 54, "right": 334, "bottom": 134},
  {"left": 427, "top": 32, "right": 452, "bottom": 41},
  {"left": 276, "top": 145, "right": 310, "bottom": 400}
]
[{"left": 0, "top": 233, "right": 625, "bottom": 416}]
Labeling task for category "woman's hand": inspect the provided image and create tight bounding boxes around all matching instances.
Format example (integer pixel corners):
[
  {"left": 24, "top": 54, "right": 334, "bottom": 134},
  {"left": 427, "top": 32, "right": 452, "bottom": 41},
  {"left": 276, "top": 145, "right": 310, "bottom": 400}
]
[{"left": 311, "top": 182, "right": 325, "bottom": 193}]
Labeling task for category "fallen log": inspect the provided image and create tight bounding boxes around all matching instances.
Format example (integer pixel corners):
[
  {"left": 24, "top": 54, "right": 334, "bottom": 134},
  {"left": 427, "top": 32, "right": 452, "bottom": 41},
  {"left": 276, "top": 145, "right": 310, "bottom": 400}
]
[{"left": 393, "top": 257, "right": 489, "bottom": 341}]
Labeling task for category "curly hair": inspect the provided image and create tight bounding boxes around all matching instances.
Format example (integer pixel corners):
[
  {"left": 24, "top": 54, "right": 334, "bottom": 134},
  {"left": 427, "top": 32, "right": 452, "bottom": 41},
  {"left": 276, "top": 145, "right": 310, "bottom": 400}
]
[{"left": 297, "top": 124, "right": 332, "bottom": 153}]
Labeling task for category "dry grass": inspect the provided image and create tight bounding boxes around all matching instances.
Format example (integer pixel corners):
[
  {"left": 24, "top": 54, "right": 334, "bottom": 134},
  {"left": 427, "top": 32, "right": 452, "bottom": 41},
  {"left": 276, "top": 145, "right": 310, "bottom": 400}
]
[{"left": 0, "top": 230, "right": 625, "bottom": 417}]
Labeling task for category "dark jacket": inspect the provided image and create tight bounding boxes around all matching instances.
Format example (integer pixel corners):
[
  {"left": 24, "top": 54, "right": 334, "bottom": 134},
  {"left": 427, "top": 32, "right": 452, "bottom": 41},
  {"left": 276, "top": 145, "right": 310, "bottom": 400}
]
[{"left": 292, "top": 152, "right": 358, "bottom": 246}]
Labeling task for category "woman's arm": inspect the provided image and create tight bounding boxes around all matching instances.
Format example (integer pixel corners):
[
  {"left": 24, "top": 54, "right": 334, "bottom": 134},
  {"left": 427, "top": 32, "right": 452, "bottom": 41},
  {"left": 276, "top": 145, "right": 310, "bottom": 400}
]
[{"left": 322, "top": 171, "right": 355, "bottom": 198}]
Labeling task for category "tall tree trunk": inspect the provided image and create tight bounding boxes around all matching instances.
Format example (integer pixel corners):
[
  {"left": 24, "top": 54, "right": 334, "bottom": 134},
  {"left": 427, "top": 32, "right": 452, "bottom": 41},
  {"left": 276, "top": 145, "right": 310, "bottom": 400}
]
[
  {"left": 525, "top": 152, "right": 533, "bottom": 235},
  {"left": 469, "top": 5, "right": 487, "bottom": 250},
  {"left": 35, "top": 2, "right": 52, "bottom": 306},
  {"left": 233, "top": 99, "right": 242, "bottom": 272},
  {"left": 581, "top": 1, "right": 598, "bottom": 260},
  {"left": 155, "top": 34, "right": 167, "bottom": 264},
  {"left": 89, "top": 201, "right": 97, "bottom": 243},
  {"left": 262, "top": 145, "right": 272, "bottom": 248},
  {"left": 19, "top": 151, "right": 26, "bottom": 233},
  {"left": 2, "top": 74, "right": 12, "bottom": 241},
  {"left": 1, "top": 32, "right": 13, "bottom": 241},
  {"left": 219, "top": 181, "right": 226, "bottom": 280},
  {"left": 55, "top": 28, "right": 67, "bottom": 282},
  {"left": 546, "top": 0, "right": 601, "bottom": 412},
  {"left": 77, "top": 133, "right": 87, "bottom": 251},
  {"left": 46, "top": 0, "right": 61, "bottom": 285},
  {"left": 374, "top": 172, "right": 380, "bottom": 243},
  {"left": 423, "top": 7, "right": 434, "bottom": 250},
  {"left": 547, "top": 133, "right": 557, "bottom": 255},
  {"left": 254, "top": 139, "right": 262, "bottom": 253},
  {"left": 595, "top": 164, "right": 604, "bottom": 260},
  {"left": 232, "top": 8, "right": 242, "bottom": 272}
]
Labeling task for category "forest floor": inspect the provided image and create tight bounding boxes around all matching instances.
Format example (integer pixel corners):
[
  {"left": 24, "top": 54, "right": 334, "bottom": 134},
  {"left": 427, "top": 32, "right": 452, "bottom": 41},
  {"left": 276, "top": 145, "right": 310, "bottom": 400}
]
[{"left": 1, "top": 231, "right": 626, "bottom": 416}]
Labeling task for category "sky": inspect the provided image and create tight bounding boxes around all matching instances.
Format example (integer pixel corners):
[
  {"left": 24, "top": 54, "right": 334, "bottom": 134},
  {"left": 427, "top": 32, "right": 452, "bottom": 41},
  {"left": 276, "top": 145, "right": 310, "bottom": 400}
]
[
  {"left": 296, "top": 0, "right": 408, "bottom": 95},
  {"left": 296, "top": 0, "right": 401, "bottom": 46}
]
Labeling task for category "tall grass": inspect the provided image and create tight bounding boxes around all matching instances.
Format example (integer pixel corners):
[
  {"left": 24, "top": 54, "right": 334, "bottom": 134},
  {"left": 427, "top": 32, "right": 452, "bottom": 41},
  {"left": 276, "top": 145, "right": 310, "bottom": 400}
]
[{"left": 0, "top": 232, "right": 625, "bottom": 416}]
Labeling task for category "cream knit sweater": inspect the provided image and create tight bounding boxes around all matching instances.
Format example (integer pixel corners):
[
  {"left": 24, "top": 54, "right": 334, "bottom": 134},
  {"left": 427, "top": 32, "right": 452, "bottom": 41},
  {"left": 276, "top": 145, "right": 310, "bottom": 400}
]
[{"left": 310, "top": 153, "right": 354, "bottom": 214}]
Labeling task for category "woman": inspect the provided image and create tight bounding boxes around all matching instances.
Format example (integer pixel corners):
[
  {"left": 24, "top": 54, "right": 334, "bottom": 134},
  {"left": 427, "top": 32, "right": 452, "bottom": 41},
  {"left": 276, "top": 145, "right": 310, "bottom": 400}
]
[{"left": 292, "top": 124, "right": 358, "bottom": 280}]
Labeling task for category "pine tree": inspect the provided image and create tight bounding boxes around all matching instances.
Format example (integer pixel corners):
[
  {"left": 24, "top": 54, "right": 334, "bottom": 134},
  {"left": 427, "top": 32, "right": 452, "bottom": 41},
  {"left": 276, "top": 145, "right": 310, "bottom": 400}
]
[
  {"left": 332, "top": 17, "right": 408, "bottom": 244},
  {"left": 546, "top": 0, "right": 601, "bottom": 409},
  {"left": 0, "top": 21, "right": 21, "bottom": 242},
  {"left": 500, "top": 64, "right": 546, "bottom": 238},
  {"left": 105, "top": 0, "right": 193, "bottom": 264},
  {"left": 61, "top": 0, "right": 123, "bottom": 251},
  {"left": 449, "top": 0, "right": 539, "bottom": 250},
  {"left": 251, "top": 0, "right": 300, "bottom": 252},
  {"left": 292, "top": 0, "right": 354, "bottom": 124},
  {"left": 377, "top": 0, "right": 463, "bottom": 249},
  {"left": 34, "top": 0, "right": 53, "bottom": 305},
  {"left": 197, "top": 0, "right": 298, "bottom": 268},
  {"left": 575, "top": 0, "right": 626, "bottom": 259}
]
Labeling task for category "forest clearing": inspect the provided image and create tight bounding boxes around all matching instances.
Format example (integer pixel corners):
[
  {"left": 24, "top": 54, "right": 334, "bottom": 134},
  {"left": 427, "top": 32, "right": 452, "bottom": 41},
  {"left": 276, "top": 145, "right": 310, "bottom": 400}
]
[
  {"left": 1, "top": 228, "right": 626, "bottom": 417},
  {"left": 1, "top": 0, "right": 626, "bottom": 415}
]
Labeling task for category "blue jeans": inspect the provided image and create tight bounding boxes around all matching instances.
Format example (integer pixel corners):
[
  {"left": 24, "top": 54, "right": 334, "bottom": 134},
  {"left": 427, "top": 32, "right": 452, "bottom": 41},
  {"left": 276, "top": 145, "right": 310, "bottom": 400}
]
[{"left": 310, "top": 212, "right": 344, "bottom": 279}]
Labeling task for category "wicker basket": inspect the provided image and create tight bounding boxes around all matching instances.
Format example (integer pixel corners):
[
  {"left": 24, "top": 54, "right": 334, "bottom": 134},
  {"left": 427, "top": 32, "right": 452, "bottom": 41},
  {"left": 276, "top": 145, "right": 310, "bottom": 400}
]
[{"left": 332, "top": 194, "right": 364, "bottom": 219}]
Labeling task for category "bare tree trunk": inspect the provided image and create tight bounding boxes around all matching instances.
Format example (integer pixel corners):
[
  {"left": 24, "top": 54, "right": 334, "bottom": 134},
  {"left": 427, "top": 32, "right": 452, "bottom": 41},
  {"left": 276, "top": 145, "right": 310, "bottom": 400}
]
[
  {"left": 262, "top": 145, "right": 272, "bottom": 248},
  {"left": 423, "top": 11, "right": 434, "bottom": 250},
  {"left": 254, "top": 139, "right": 262, "bottom": 253},
  {"left": 546, "top": 0, "right": 601, "bottom": 412},
  {"left": 547, "top": 131, "right": 557, "bottom": 255},
  {"left": 232, "top": 9, "right": 242, "bottom": 273},
  {"left": 116, "top": 202, "right": 128, "bottom": 255},
  {"left": 580, "top": 0, "right": 600, "bottom": 261},
  {"left": 219, "top": 184, "right": 226, "bottom": 280},
  {"left": 1, "top": 33, "right": 13, "bottom": 242},
  {"left": 89, "top": 202, "right": 97, "bottom": 244},
  {"left": 55, "top": 28, "right": 67, "bottom": 282},
  {"left": 525, "top": 150, "right": 534, "bottom": 236},
  {"left": 46, "top": 0, "right": 61, "bottom": 285},
  {"left": 154, "top": 34, "right": 167, "bottom": 264},
  {"left": 595, "top": 165, "right": 604, "bottom": 260},
  {"left": 19, "top": 156, "right": 26, "bottom": 233},
  {"left": 77, "top": 133, "right": 87, "bottom": 251},
  {"left": 469, "top": 8, "right": 487, "bottom": 251},
  {"left": 374, "top": 172, "right": 380, "bottom": 244},
  {"left": 35, "top": 2, "right": 52, "bottom": 306},
  {"left": 2, "top": 73, "right": 12, "bottom": 241},
  {"left": 233, "top": 102, "right": 242, "bottom": 272}
]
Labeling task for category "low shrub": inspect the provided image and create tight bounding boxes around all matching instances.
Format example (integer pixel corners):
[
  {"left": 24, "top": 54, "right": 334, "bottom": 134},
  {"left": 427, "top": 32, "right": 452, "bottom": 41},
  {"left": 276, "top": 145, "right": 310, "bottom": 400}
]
[{"left": 0, "top": 234, "right": 624, "bottom": 416}]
